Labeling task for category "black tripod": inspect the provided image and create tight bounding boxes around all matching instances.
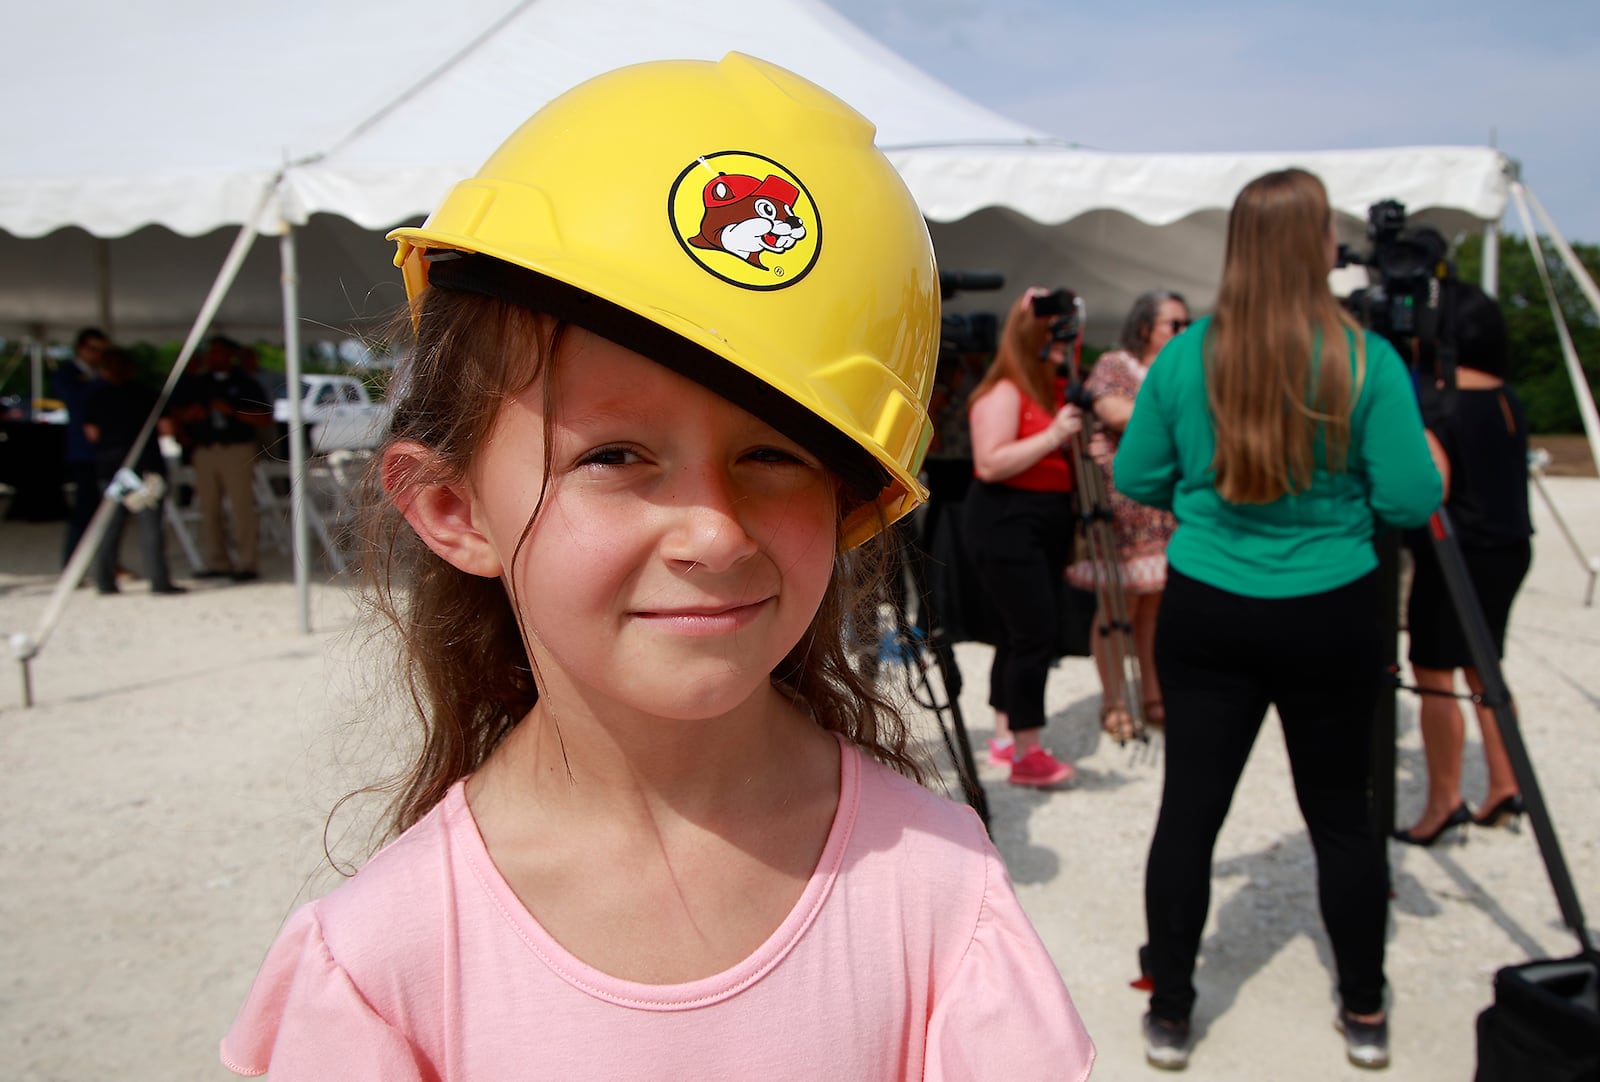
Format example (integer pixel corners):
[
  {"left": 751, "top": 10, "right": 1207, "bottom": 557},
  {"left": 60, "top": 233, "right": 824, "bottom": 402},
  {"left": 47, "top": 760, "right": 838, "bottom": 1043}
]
[
  {"left": 1411, "top": 507, "right": 1593, "bottom": 955},
  {"left": 1063, "top": 388, "right": 1147, "bottom": 745},
  {"left": 880, "top": 517, "right": 991, "bottom": 829}
]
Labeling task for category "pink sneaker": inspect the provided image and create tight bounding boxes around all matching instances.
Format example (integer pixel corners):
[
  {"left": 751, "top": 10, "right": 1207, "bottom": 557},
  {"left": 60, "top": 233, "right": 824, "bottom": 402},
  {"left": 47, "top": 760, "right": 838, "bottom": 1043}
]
[
  {"left": 1008, "top": 745, "right": 1074, "bottom": 788},
  {"left": 987, "top": 738, "right": 1015, "bottom": 765}
]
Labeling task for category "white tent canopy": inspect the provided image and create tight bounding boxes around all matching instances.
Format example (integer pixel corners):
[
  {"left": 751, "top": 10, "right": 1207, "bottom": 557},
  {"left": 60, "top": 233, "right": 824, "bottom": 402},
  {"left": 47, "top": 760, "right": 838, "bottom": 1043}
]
[
  {"left": 3, "top": 0, "right": 1514, "bottom": 345},
  {"left": 17, "top": 0, "right": 1600, "bottom": 690},
  {"left": 909, "top": 144, "right": 1511, "bottom": 331}
]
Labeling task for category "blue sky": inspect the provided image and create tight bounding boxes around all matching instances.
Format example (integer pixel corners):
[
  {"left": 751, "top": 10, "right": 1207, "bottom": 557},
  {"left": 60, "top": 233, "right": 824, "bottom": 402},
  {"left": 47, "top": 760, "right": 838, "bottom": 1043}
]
[{"left": 827, "top": 0, "right": 1600, "bottom": 242}]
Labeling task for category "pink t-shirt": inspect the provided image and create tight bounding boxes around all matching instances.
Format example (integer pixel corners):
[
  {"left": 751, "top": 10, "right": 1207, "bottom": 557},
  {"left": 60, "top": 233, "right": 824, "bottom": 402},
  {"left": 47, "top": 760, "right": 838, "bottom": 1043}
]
[{"left": 221, "top": 738, "right": 1095, "bottom": 1080}]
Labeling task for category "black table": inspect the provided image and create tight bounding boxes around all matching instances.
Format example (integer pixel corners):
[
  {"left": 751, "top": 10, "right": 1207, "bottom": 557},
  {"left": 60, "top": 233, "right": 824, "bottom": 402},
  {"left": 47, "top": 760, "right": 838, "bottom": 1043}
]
[{"left": 0, "top": 421, "right": 69, "bottom": 521}]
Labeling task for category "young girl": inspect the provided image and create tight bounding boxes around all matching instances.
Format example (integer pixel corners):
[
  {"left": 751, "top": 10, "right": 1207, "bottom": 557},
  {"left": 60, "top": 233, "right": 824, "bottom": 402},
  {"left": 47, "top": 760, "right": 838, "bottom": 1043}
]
[{"left": 220, "top": 54, "right": 1094, "bottom": 1080}]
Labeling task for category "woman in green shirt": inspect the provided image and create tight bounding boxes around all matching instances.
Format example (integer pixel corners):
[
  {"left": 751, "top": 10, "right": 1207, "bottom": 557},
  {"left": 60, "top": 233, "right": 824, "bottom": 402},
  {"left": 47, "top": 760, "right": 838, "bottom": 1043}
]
[{"left": 1114, "top": 168, "right": 1441, "bottom": 1072}]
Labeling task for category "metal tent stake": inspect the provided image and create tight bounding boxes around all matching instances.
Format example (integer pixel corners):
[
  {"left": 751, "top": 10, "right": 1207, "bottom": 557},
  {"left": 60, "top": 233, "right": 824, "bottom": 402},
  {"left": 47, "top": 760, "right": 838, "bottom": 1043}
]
[{"left": 10, "top": 632, "right": 37, "bottom": 708}]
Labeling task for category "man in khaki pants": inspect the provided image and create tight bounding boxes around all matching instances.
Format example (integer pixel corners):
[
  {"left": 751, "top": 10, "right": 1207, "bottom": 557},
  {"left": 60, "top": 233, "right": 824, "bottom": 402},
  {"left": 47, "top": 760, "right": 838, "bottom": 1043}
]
[{"left": 173, "top": 337, "right": 272, "bottom": 582}]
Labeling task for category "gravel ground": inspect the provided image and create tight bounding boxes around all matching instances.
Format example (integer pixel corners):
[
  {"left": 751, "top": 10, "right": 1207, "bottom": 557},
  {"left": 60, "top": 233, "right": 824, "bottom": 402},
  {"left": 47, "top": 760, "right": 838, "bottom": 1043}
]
[{"left": 0, "top": 476, "right": 1595, "bottom": 1081}]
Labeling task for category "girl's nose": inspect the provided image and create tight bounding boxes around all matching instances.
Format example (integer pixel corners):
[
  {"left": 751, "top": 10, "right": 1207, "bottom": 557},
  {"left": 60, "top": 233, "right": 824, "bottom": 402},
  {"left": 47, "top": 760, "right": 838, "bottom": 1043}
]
[{"left": 659, "top": 467, "right": 759, "bottom": 573}]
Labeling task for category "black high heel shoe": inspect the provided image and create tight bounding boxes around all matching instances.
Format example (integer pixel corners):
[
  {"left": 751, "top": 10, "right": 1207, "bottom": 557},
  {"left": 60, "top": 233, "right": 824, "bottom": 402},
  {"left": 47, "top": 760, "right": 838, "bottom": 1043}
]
[
  {"left": 1473, "top": 794, "right": 1525, "bottom": 828},
  {"left": 1392, "top": 804, "right": 1472, "bottom": 847}
]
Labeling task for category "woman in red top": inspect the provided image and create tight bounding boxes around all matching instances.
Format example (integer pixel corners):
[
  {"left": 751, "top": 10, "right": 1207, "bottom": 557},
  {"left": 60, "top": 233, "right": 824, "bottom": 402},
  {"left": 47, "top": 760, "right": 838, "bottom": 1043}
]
[{"left": 963, "top": 288, "right": 1083, "bottom": 787}]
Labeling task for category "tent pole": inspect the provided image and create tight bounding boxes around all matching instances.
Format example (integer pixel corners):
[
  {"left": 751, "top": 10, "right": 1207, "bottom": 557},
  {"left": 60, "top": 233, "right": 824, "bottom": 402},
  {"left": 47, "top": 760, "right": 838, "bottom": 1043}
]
[
  {"left": 1508, "top": 183, "right": 1600, "bottom": 482},
  {"left": 1523, "top": 185, "right": 1600, "bottom": 331},
  {"left": 94, "top": 237, "right": 113, "bottom": 337},
  {"left": 28, "top": 333, "right": 44, "bottom": 421},
  {"left": 9, "top": 181, "right": 276, "bottom": 706},
  {"left": 1481, "top": 218, "right": 1499, "bottom": 298},
  {"left": 279, "top": 219, "right": 311, "bottom": 634}
]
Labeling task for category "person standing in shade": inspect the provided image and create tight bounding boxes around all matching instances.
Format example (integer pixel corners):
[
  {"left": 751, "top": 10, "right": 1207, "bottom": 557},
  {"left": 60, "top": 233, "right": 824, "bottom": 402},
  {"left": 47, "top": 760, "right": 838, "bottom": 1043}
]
[
  {"left": 173, "top": 337, "right": 271, "bottom": 582},
  {"left": 83, "top": 347, "right": 185, "bottom": 596},
  {"left": 53, "top": 327, "right": 108, "bottom": 567}
]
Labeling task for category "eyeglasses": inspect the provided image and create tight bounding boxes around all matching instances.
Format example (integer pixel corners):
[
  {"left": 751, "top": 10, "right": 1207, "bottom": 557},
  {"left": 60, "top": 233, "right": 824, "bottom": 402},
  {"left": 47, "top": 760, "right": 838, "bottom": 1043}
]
[{"left": 1159, "top": 318, "right": 1191, "bottom": 334}]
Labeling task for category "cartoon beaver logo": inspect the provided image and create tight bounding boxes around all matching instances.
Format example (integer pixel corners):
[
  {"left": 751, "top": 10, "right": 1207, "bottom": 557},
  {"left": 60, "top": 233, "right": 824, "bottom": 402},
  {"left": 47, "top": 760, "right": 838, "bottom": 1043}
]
[
  {"left": 670, "top": 152, "right": 820, "bottom": 290},
  {"left": 688, "top": 173, "right": 805, "bottom": 269}
]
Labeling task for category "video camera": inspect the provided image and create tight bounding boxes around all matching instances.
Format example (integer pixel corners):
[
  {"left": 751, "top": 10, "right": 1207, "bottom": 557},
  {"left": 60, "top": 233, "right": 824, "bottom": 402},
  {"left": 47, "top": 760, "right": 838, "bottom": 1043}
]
[
  {"left": 1337, "top": 199, "right": 1459, "bottom": 423},
  {"left": 939, "top": 269, "right": 1006, "bottom": 356},
  {"left": 1028, "top": 287, "right": 1085, "bottom": 384},
  {"left": 1031, "top": 287, "right": 1083, "bottom": 350}
]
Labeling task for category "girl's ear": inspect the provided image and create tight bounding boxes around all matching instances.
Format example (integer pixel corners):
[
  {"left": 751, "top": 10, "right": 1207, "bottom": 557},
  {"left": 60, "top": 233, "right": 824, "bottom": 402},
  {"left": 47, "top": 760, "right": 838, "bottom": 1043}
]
[{"left": 382, "top": 441, "right": 504, "bottom": 578}]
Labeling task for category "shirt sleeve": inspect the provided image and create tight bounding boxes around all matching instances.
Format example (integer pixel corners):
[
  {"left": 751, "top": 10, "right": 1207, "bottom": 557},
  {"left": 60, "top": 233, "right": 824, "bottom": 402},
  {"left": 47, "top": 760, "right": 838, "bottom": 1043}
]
[
  {"left": 924, "top": 847, "right": 1095, "bottom": 1081},
  {"left": 1357, "top": 335, "right": 1443, "bottom": 529},
  {"left": 1086, "top": 351, "right": 1136, "bottom": 402},
  {"left": 220, "top": 904, "right": 433, "bottom": 1081},
  {"left": 1083, "top": 352, "right": 1113, "bottom": 400},
  {"left": 1112, "top": 358, "right": 1180, "bottom": 510}
]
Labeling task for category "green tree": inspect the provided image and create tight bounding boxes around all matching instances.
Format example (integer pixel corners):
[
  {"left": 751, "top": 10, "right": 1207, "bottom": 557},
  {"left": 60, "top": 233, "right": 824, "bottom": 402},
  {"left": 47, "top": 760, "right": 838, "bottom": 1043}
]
[{"left": 1454, "top": 233, "right": 1600, "bottom": 434}]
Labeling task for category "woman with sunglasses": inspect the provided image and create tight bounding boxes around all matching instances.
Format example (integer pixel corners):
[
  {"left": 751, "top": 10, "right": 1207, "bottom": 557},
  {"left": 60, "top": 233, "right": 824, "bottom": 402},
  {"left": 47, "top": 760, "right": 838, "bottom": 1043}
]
[
  {"left": 1068, "top": 291, "right": 1190, "bottom": 739},
  {"left": 1114, "top": 168, "right": 1441, "bottom": 1071}
]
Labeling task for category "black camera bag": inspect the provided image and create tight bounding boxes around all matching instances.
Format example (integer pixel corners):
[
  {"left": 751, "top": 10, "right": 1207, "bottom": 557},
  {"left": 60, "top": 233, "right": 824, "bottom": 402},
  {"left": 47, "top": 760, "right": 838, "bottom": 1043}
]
[{"left": 1474, "top": 951, "right": 1600, "bottom": 1081}]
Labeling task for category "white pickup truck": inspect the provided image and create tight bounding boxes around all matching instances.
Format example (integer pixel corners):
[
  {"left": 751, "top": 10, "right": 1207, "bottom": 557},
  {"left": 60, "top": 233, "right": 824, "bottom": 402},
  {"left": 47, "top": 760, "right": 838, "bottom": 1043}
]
[{"left": 273, "top": 374, "right": 390, "bottom": 453}]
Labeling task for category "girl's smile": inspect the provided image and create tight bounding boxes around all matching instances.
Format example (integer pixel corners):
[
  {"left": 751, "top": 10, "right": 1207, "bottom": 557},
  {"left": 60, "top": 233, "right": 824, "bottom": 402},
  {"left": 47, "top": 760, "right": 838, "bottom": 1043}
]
[{"left": 629, "top": 598, "right": 775, "bottom": 634}]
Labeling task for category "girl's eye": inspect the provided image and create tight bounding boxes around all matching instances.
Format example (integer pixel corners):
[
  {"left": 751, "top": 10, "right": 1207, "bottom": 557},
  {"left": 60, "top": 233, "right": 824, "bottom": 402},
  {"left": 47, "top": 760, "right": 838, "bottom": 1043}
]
[
  {"left": 577, "top": 445, "right": 640, "bottom": 468},
  {"left": 746, "top": 446, "right": 810, "bottom": 466}
]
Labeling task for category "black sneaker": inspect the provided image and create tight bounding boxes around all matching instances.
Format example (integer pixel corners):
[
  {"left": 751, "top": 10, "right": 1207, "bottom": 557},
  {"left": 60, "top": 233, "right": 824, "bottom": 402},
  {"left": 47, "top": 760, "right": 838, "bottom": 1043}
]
[
  {"left": 1335, "top": 1009, "right": 1390, "bottom": 1070},
  {"left": 1142, "top": 1012, "right": 1192, "bottom": 1071},
  {"left": 230, "top": 569, "right": 259, "bottom": 583}
]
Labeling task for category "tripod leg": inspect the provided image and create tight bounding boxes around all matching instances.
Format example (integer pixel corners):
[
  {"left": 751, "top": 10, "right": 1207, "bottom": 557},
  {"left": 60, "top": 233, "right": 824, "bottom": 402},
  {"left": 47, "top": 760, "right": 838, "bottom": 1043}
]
[
  {"left": 1089, "top": 518, "right": 1141, "bottom": 738},
  {"left": 928, "top": 634, "right": 989, "bottom": 827},
  {"left": 1070, "top": 426, "right": 1144, "bottom": 743},
  {"left": 894, "top": 526, "right": 990, "bottom": 828},
  {"left": 1429, "top": 508, "right": 1593, "bottom": 953}
]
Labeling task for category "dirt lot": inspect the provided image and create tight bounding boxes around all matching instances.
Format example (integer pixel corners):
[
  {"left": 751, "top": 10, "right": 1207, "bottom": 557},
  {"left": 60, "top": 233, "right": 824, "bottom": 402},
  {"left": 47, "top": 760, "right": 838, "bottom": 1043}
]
[{"left": 1, "top": 477, "right": 1596, "bottom": 1081}]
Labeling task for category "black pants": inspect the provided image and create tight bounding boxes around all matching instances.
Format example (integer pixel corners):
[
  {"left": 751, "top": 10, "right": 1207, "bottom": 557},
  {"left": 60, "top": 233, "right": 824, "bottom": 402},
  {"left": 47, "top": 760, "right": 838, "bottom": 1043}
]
[
  {"left": 961, "top": 481, "right": 1074, "bottom": 731},
  {"left": 1145, "top": 568, "right": 1389, "bottom": 1021},
  {"left": 95, "top": 496, "right": 175, "bottom": 593},
  {"left": 62, "top": 460, "right": 100, "bottom": 567}
]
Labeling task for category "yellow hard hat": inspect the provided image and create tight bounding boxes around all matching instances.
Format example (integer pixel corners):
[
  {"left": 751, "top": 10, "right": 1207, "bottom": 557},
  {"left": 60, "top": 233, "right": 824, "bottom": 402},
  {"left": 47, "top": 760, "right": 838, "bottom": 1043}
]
[{"left": 389, "top": 52, "right": 938, "bottom": 547}]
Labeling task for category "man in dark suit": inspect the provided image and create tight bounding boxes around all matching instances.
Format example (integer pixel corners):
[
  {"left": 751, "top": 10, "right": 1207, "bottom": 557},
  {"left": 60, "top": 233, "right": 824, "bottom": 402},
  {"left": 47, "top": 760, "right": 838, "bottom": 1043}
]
[
  {"left": 171, "top": 337, "right": 271, "bottom": 582},
  {"left": 52, "top": 327, "right": 108, "bottom": 566}
]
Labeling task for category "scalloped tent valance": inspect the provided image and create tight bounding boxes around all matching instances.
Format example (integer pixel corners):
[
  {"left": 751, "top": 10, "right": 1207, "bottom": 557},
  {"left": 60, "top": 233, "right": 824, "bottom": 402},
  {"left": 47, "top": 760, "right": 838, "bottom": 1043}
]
[{"left": 0, "top": 0, "right": 1510, "bottom": 342}]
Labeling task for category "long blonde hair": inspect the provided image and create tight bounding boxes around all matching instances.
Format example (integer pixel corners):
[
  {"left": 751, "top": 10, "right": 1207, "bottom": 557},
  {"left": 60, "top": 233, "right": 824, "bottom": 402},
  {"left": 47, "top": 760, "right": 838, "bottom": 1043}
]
[{"left": 1207, "top": 168, "right": 1366, "bottom": 504}]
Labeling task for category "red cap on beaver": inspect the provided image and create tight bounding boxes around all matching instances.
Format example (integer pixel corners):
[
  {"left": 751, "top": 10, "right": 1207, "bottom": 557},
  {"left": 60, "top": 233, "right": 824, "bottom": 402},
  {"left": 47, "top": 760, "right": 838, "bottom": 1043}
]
[{"left": 701, "top": 172, "right": 800, "bottom": 208}]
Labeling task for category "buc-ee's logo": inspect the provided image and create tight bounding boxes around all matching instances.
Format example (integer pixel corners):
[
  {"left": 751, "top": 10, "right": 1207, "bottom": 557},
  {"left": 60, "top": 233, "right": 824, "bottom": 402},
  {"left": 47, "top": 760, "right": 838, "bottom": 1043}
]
[{"left": 669, "top": 151, "right": 820, "bottom": 290}]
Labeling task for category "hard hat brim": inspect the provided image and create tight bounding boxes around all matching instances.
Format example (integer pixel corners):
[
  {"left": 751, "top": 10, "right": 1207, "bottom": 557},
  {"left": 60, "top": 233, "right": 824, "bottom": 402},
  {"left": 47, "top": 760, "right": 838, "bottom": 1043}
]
[{"left": 424, "top": 251, "right": 891, "bottom": 508}]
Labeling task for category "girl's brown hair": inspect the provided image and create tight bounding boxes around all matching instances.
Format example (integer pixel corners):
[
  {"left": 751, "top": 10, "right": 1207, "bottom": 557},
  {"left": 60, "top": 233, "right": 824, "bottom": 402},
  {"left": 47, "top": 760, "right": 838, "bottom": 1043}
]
[
  {"left": 357, "top": 286, "right": 923, "bottom": 840},
  {"left": 969, "top": 289, "right": 1057, "bottom": 410},
  {"left": 1206, "top": 168, "right": 1366, "bottom": 504}
]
